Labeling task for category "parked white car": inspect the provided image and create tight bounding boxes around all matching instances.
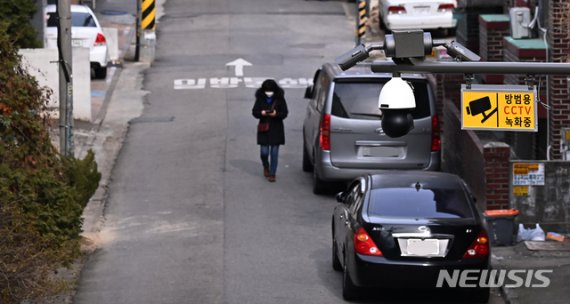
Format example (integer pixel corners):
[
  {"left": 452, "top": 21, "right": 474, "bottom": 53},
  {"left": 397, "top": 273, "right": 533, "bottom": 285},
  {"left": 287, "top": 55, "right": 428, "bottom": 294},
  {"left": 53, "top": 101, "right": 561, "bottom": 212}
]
[
  {"left": 379, "top": 0, "right": 457, "bottom": 34},
  {"left": 44, "top": 4, "right": 109, "bottom": 79}
]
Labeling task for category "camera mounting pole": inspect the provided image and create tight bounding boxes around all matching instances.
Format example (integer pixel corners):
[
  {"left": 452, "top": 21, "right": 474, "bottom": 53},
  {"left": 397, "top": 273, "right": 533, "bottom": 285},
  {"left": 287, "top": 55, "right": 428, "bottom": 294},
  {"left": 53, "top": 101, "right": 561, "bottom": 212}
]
[
  {"left": 336, "top": 30, "right": 570, "bottom": 76},
  {"left": 334, "top": 29, "right": 570, "bottom": 138}
]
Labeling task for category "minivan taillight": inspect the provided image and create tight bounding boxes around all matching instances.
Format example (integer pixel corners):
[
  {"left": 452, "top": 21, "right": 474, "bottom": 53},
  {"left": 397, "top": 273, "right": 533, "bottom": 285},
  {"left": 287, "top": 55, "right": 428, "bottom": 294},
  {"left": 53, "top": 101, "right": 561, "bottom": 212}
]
[
  {"left": 388, "top": 6, "right": 406, "bottom": 14},
  {"left": 319, "top": 114, "right": 331, "bottom": 151},
  {"left": 354, "top": 227, "right": 383, "bottom": 256},
  {"left": 438, "top": 4, "right": 455, "bottom": 12},
  {"left": 463, "top": 231, "right": 489, "bottom": 258},
  {"left": 94, "top": 33, "right": 106, "bottom": 46},
  {"left": 431, "top": 115, "right": 441, "bottom": 152}
]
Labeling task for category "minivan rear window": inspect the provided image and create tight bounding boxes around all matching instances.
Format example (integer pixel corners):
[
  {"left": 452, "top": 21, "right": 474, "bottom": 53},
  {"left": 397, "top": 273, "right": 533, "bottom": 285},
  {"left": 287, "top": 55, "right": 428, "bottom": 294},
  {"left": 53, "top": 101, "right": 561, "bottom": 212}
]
[
  {"left": 331, "top": 79, "right": 431, "bottom": 120},
  {"left": 368, "top": 188, "right": 474, "bottom": 219}
]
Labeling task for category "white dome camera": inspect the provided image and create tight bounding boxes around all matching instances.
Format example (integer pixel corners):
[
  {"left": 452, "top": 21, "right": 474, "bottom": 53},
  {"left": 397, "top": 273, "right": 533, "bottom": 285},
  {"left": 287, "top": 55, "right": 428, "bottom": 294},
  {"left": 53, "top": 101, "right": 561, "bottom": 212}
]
[{"left": 378, "top": 77, "right": 416, "bottom": 138}]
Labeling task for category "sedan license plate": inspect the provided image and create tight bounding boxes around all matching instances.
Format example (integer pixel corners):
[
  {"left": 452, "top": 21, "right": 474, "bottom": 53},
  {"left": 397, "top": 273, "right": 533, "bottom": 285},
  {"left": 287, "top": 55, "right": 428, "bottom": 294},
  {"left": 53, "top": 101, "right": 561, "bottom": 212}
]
[
  {"left": 72, "top": 39, "right": 84, "bottom": 47},
  {"left": 407, "top": 239, "right": 439, "bottom": 256},
  {"left": 413, "top": 5, "right": 431, "bottom": 13}
]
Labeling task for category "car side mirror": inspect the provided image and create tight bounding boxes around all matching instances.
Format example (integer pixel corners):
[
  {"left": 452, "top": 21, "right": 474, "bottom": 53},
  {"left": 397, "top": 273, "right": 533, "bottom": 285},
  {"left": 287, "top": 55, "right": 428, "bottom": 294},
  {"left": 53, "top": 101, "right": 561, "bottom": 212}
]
[
  {"left": 336, "top": 192, "right": 346, "bottom": 203},
  {"left": 304, "top": 85, "right": 314, "bottom": 99}
]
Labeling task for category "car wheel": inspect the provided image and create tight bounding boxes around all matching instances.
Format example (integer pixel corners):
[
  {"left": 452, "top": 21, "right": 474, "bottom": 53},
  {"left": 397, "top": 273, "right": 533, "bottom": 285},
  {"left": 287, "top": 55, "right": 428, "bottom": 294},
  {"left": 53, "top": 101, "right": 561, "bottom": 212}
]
[
  {"left": 342, "top": 255, "right": 359, "bottom": 301},
  {"left": 312, "top": 168, "right": 327, "bottom": 195},
  {"left": 302, "top": 137, "right": 313, "bottom": 172},
  {"left": 471, "top": 287, "right": 490, "bottom": 303},
  {"left": 332, "top": 239, "right": 342, "bottom": 271},
  {"left": 94, "top": 65, "right": 107, "bottom": 79}
]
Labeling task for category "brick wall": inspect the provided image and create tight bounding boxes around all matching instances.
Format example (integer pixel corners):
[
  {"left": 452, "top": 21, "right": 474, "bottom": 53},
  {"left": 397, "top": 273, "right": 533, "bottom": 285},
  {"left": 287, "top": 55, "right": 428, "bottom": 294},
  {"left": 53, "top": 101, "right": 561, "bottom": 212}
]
[
  {"left": 547, "top": 0, "right": 570, "bottom": 159},
  {"left": 479, "top": 16, "right": 510, "bottom": 61},
  {"left": 442, "top": 74, "right": 464, "bottom": 109},
  {"left": 501, "top": 38, "right": 547, "bottom": 160},
  {"left": 503, "top": 38, "right": 547, "bottom": 85},
  {"left": 479, "top": 15, "right": 510, "bottom": 83},
  {"left": 483, "top": 143, "right": 511, "bottom": 209},
  {"left": 455, "top": 4, "right": 504, "bottom": 55}
]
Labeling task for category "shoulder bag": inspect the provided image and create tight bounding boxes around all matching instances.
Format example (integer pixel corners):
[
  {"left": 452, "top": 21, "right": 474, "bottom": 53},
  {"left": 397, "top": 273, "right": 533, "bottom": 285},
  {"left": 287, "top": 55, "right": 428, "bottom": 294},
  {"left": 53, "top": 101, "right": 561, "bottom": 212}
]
[{"left": 257, "top": 102, "right": 276, "bottom": 133}]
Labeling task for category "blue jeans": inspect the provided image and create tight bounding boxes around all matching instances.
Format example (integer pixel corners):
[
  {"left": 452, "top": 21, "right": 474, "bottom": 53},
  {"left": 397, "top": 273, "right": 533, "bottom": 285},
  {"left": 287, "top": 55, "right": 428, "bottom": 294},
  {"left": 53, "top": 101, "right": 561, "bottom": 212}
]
[{"left": 260, "top": 145, "right": 279, "bottom": 176}]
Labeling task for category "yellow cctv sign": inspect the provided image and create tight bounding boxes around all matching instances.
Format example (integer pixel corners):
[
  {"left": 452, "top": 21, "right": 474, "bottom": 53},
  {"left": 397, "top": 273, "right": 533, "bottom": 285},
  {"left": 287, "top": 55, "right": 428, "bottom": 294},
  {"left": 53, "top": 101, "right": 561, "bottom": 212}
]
[{"left": 461, "top": 84, "right": 537, "bottom": 131}]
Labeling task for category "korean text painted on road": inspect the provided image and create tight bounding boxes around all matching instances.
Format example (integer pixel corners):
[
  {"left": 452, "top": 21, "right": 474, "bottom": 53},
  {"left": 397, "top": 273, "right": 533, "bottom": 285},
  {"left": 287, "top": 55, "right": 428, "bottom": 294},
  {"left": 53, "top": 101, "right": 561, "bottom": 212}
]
[{"left": 173, "top": 58, "right": 313, "bottom": 90}]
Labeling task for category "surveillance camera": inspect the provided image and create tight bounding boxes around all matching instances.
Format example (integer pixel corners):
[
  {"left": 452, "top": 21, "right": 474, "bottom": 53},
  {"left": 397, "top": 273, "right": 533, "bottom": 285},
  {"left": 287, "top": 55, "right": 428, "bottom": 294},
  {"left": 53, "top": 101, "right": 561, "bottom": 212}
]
[
  {"left": 445, "top": 41, "right": 481, "bottom": 62},
  {"left": 378, "top": 77, "right": 415, "bottom": 138}
]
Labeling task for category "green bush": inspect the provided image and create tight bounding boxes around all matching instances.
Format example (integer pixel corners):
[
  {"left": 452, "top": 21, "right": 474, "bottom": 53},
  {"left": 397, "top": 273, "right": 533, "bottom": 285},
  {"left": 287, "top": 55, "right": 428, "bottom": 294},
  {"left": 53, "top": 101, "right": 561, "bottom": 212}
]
[
  {"left": 0, "top": 20, "right": 100, "bottom": 303},
  {"left": 0, "top": 0, "right": 41, "bottom": 48}
]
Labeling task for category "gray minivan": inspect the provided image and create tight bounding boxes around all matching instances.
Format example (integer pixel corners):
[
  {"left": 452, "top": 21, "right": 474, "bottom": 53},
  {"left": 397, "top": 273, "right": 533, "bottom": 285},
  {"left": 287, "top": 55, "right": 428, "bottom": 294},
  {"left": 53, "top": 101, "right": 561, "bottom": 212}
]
[{"left": 302, "top": 62, "right": 441, "bottom": 194}]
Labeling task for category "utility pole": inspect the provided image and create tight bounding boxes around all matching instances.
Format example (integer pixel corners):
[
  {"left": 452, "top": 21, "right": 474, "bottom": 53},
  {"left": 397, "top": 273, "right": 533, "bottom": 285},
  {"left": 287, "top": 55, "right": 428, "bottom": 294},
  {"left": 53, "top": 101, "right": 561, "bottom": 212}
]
[
  {"left": 135, "top": 0, "right": 141, "bottom": 61},
  {"left": 57, "top": 0, "right": 74, "bottom": 157},
  {"left": 33, "top": 0, "right": 47, "bottom": 47}
]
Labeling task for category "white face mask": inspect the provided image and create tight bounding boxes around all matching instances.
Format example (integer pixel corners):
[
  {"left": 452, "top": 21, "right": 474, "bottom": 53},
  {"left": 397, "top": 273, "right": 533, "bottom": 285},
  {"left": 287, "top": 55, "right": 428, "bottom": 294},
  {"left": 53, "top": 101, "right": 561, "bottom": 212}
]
[{"left": 265, "top": 91, "right": 274, "bottom": 97}]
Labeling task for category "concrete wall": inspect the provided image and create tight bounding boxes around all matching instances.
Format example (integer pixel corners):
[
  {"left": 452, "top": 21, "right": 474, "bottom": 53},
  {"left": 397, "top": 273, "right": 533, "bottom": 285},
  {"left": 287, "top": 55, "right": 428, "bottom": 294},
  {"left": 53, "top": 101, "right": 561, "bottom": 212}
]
[
  {"left": 103, "top": 27, "right": 119, "bottom": 63},
  {"left": 443, "top": 100, "right": 486, "bottom": 207},
  {"left": 511, "top": 161, "right": 570, "bottom": 233},
  {"left": 443, "top": 99, "right": 513, "bottom": 211},
  {"left": 19, "top": 47, "right": 92, "bottom": 121}
]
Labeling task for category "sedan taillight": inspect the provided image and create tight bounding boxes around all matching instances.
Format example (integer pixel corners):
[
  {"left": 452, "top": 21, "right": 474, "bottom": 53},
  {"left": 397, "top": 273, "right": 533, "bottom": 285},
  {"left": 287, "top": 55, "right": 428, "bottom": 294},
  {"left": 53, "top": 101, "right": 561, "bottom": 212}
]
[
  {"left": 94, "top": 33, "right": 106, "bottom": 46},
  {"left": 319, "top": 114, "right": 331, "bottom": 151},
  {"left": 463, "top": 231, "right": 489, "bottom": 258},
  {"left": 388, "top": 6, "right": 406, "bottom": 14},
  {"left": 438, "top": 4, "right": 455, "bottom": 12},
  {"left": 354, "top": 227, "right": 383, "bottom": 256}
]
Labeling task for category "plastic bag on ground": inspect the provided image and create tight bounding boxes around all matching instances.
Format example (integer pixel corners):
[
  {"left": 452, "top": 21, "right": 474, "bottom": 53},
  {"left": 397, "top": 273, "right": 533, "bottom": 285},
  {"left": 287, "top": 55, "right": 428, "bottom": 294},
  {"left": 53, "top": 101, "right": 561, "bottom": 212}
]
[
  {"left": 529, "top": 224, "right": 545, "bottom": 241},
  {"left": 517, "top": 223, "right": 546, "bottom": 242}
]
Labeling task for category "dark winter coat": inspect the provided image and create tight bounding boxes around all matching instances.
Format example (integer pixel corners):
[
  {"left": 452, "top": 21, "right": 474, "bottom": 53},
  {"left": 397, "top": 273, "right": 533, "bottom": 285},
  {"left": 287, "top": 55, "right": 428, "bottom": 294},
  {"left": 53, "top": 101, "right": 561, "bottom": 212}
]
[{"left": 252, "top": 96, "right": 288, "bottom": 145}]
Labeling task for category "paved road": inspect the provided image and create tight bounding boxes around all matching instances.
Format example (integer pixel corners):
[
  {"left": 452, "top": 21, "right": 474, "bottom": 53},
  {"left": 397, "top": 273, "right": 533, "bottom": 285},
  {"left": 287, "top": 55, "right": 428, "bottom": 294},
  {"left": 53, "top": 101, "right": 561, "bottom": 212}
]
[
  {"left": 75, "top": 0, "right": 354, "bottom": 303},
  {"left": 75, "top": 1, "right": 505, "bottom": 303}
]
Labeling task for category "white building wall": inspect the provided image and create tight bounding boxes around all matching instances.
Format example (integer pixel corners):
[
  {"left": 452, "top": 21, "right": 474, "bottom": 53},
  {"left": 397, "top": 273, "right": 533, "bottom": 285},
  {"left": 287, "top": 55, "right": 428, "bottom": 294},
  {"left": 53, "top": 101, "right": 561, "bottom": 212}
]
[{"left": 20, "top": 47, "right": 92, "bottom": 121}]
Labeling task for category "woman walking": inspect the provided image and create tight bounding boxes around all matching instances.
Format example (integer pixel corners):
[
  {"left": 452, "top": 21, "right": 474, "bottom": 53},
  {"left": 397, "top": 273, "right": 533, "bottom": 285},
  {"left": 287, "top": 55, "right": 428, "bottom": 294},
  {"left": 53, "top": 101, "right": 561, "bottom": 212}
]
[{"left": 252, "top": 79, "right": 288, "bottom": 182}]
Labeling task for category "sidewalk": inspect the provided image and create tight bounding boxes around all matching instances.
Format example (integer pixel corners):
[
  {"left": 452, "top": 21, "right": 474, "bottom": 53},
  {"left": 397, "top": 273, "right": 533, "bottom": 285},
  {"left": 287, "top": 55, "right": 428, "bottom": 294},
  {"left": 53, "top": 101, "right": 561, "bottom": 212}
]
[
  {"left": 492, "top": 241, "right": 570, "bottom": 304},
  {"left": 42, "top": 10, "right": 151, "bottom": 304},
  {"left": 74, "top": 10, "right": 154, "bottom": 241}
]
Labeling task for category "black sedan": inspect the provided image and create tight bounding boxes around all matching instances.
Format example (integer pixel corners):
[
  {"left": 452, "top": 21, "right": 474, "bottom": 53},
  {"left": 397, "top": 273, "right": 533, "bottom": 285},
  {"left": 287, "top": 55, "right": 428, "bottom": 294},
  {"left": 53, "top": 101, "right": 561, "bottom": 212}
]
[{"left": 332, "top": 171, "right": 490, "bottom": 302}]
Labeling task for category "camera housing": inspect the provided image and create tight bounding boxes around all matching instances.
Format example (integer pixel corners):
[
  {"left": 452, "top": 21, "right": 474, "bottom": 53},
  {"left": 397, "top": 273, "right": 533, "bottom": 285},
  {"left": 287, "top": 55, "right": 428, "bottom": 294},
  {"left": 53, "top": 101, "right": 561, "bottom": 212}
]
[
  {"left": 445, "top": 41, "right": 481, "bottom": 62},
  {"left": 378, "top": 77, "right": 416, "bottom": 138}
]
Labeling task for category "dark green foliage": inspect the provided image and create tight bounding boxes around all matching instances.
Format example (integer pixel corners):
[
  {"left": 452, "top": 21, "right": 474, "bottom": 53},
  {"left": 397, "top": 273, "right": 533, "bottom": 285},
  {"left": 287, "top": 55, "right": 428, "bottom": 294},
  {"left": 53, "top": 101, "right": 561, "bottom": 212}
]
[
  {"left": 63, "top": 150, "right": 102, "bottom": 209},
  {"left": 0, "top": 21, "right": 100, "bottom": 303},
  {"left": 0, "top": 0, "right": 41, "bottom": 48}
]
